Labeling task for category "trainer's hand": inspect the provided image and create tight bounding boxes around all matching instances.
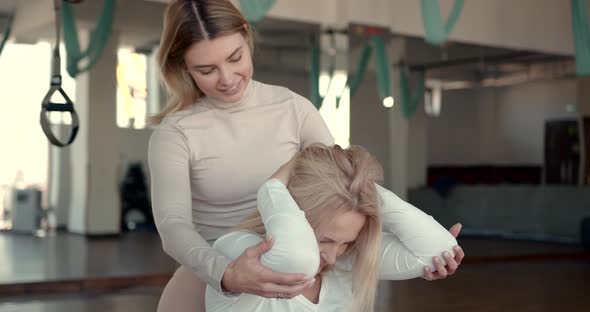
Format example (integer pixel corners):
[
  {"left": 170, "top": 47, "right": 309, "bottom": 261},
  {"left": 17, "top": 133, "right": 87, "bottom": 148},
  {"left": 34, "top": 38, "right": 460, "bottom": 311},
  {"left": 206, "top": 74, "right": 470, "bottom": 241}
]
[
  {"left": 221, "top": 236, "right": 315, "bottom": 298},
  {"left": 271, "top": 154, "right": 299, "bottom": 185},
  {"left": 422, "top": 223, "right": 465, "bottom": 281}
]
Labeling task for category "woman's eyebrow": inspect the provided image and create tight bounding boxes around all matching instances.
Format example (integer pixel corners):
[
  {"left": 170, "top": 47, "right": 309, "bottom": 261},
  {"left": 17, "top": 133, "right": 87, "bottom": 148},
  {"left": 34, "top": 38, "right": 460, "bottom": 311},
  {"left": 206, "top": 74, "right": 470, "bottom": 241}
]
[
  {"left": 190, "top": 45, "right": 243, "bottom": 70},
  {"left": 322, "top": 236, "right": 356, "bottom": 244},
  {"left": 192, "top": 64, "right": 214, "bottom": 70},
  {"left": 226, "top": 45, "right": 243, "bottom": 60},
  {"left": 321, "top": 236, "right": 336, "bottom": 243}
]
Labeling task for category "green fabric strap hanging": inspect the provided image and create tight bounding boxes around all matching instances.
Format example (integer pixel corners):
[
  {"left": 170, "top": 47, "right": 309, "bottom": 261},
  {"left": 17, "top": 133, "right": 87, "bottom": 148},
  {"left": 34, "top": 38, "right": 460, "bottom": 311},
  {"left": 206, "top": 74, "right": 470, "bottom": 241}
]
[
  {"left": 571, "top": 0, "right": 590, "bottom": 76},
  {"left": 62, "top": 0, "right": 115, "bottom": 78},
  {"left": 421, "top": 0, "right": 464, "bottom": 45},
  {"left": 400, "top": 67, "right": 425, "bottom": 119},
  {"left": 349, "top": 42, "right": 372, "bottom": 97},
  {"left": 240, "top": 0, "right": 276, "bottom": 24},
  {"left": 337, "top": 34, "right": 393, "bottom": 108},
  {"left": 310, "top": 45, "right": 322, "bottom": 109},
  {"left": 0, "top": 15, "right": 13, "bottom": 59},
  {"left": 372, "top": 35, "right": 392, "bottom": 102},
  {"left": 336, "top": 42, "right": 372, "bottom": 108},
  {"left": 310, "top": 34, "right": 336, "bottom": 110}
]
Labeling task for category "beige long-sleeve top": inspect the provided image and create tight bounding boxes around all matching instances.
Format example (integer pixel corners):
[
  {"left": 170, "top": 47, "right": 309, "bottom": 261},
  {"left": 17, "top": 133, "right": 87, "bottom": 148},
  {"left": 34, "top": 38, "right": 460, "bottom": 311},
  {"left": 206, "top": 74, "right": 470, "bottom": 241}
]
[{"left": 148, "top": 80, "right": 334, "bottom": 292}]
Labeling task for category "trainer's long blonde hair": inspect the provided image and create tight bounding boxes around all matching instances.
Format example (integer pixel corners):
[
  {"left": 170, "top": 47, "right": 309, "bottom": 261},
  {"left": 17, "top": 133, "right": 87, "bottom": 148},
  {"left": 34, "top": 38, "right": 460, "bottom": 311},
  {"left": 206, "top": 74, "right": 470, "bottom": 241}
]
[
  {"left": 151, "top": 0, "right": 254, "bottom": 124},
  {"left": 238, "top": 144, "right": 384, "bottom": 312}
]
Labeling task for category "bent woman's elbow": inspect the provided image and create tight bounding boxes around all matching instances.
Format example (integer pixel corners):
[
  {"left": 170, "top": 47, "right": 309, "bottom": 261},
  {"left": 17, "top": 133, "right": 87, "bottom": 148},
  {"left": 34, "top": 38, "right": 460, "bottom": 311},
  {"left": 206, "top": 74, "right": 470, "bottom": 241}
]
[
  {"left": 262, "top": 249, "right": 319, "bottom": 278},
  {"left": 289, "top": 252, "right": 320, "bottom": 278}
]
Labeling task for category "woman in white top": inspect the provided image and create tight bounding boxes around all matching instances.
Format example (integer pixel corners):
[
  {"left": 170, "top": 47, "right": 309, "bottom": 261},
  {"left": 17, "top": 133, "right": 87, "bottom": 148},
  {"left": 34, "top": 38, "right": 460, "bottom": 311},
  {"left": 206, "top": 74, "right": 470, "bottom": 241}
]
[
  {"left": 150, "top": 1, "right": 465, "bottom": 311},
  {"left": 206, "top": 144, "right": 459, "bottom": 312}
]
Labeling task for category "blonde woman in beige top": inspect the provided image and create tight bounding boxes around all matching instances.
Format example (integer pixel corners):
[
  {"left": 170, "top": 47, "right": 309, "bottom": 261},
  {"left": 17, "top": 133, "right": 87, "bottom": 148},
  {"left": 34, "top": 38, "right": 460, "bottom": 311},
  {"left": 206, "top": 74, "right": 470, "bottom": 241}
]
[{"left": 149, "top": 1, "right": 465, "bottom": 311}]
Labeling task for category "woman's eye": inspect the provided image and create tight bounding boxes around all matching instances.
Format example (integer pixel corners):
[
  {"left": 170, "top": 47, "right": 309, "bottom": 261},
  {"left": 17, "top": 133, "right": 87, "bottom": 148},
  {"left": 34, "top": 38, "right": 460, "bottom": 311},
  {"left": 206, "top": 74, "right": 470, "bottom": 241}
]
[
  {"left": 199, "top": 69, "right": 214, "bottom": 75},
  {"left": 230, "top": 55, "right": 242, "bottom": 63}
]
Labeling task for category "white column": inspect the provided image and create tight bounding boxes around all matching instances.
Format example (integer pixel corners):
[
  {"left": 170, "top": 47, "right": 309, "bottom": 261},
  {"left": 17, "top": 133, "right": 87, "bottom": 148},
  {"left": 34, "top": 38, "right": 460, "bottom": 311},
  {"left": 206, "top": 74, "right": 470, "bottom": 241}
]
[{"left": 68, "top": 30, "right": 120, "bottom": 235}]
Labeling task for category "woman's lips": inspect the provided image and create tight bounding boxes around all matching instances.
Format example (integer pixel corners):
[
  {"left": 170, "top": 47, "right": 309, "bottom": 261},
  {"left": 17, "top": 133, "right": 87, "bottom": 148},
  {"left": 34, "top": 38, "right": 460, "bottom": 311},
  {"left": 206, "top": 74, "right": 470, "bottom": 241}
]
[{"left": 218, "top": 80, "right": 241, "bottom": 95}]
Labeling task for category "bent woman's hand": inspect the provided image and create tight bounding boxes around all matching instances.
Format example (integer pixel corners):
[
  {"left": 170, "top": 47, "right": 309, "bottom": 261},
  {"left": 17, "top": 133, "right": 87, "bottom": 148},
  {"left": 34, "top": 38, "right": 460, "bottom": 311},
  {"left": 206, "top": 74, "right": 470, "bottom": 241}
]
[
  {"left": 271, "top": 154, "right": 299, "bottom": 185},
  {"left": 423, "top": 223, "right": 465, "bottom": 281},
  {"left": 220, "top": 236, "right": 315, "bottom": 298}
]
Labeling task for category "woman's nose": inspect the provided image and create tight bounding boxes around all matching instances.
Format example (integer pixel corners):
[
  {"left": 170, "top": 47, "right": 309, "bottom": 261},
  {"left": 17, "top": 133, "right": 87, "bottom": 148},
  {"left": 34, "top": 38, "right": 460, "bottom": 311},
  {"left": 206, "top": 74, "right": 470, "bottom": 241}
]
[
  {"left": 321, "top": 246, "right": 338, "bottom": 265},
  {"left": 217, "top": 66, "right": 233, "bottom": 86}
]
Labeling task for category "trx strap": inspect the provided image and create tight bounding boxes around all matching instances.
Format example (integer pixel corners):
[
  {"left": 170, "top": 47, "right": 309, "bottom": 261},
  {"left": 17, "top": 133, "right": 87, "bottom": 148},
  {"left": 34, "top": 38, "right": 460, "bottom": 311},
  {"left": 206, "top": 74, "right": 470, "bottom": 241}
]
[
  {"left": 40, "top": 0, "right": 79, "bottom": 147},
  {"left": 0, "top": 14, "right": 13, "bottom": 59}
]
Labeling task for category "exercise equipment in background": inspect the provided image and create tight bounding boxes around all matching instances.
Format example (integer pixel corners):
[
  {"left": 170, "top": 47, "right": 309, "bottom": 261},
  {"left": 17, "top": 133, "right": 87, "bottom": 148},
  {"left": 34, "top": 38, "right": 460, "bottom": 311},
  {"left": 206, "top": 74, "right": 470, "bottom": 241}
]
[
  {"left": 40, "top": 0, "right": 79, "bottom": 147},
  {"left": 0, "top": 13, "right": 13, "bottom": 60},
  {"left": 120, "top": 163, "right": 155, "bottom": 232},
  {"left": 61, "top": 0, "right": 115, "bottom": 78},
  {"left": 421, "top": 0, "right": 464, "bottom": 46},
  {"left": 571, "top": 0, "right": 590, "bottom": 76}
]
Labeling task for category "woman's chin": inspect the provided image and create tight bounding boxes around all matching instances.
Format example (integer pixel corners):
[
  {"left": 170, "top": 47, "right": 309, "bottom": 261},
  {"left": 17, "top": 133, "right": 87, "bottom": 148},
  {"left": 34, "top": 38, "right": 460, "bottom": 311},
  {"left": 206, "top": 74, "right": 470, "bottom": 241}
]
[{"left": 216, "top": 91, "right": 242, "bottom": 103}]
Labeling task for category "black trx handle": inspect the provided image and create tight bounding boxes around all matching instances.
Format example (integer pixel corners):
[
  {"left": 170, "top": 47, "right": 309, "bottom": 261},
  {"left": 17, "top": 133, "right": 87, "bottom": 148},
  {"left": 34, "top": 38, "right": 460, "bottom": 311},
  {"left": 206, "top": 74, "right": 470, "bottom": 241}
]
[
  {"left": 41, "top": 0, "right": 79, "bottom": 147},
  {"left": 40, "top": 84, "right": 80, "bottom": 147}
]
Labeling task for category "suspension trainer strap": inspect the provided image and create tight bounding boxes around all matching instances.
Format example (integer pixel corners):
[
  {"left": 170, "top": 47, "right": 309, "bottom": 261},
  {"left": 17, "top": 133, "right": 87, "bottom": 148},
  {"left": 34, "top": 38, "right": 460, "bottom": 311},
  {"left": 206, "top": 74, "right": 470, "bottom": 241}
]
[{"left": 40, "top": 0, "right": 79, "bottom": 147}]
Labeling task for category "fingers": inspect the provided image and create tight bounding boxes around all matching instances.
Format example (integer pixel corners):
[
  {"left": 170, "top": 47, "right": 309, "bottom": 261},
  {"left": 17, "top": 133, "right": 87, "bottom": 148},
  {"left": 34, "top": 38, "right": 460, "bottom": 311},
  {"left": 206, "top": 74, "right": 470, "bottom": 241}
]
[
  {"left": 258, "top": 278, "right": 316, "bottom": 299},
  {"left": 246, "top": 236, "right": 274, "bottom": 258},
  {"left": 229, "top": 237, "right": 316, "bottom": 297},
  {"left": 449, "top": 223, "right": 462, "bottom": 238},
  {"left": 442, "top": 251, "right": 458, "bottom": 274},
  {"left": 271, "top": 156, "right": 298, "bottom": 184},
  {"left": 453, "top": 245, "right": 465, "bottom": 265},
  {"left": 423, "top": 246, "right": 465, "bottom": 281},
  {"left": 422, "top": 266, "right": 435, "bottom": 281},
  {"left": 432, "top": 256, "right": 448, "bottom": 278},
  {"left": 263, "top": 269, "right": 311, "bottom": 286}
]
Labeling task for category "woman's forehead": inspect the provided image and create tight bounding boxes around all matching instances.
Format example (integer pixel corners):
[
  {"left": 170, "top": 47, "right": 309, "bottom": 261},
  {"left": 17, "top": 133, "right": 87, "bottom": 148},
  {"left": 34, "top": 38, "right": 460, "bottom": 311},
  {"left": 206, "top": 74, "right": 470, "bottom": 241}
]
[
  {"left": 321, "top": 210, "right": 366, "bottom": 242},
  {"left": 184, "top": 33, "right": 246, "bottom": 65}
]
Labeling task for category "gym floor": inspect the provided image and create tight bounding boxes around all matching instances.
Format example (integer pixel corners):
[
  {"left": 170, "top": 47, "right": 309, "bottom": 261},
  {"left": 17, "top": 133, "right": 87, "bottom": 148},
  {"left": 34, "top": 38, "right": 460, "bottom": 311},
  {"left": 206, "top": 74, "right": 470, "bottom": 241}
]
[{"left": 0, "top": 231, "right": 588, "bottom": 312}]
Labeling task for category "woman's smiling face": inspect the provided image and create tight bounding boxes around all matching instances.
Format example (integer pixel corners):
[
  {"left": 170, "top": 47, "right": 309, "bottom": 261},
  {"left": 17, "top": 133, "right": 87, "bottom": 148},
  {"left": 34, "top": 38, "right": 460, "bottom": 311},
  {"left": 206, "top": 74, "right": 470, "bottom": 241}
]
[{"left": 184, "top": 32, "right": 253, "bottom": 103}]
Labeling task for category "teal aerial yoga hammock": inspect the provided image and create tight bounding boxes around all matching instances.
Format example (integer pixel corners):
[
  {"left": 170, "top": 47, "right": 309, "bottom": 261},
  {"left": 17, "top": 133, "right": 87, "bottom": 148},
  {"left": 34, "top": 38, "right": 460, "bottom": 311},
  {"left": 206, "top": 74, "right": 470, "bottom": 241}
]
[
  {"left": 310, "top": 33, "right": 337, "bottom": 110},
  {"left": 342, "top": 35, "right": 425, "bottom": 118},
  {"left": 338, "top": 35, "right": 393, "bottom": 108},
  {"left": 0, "top": 15, "right": 12, "bottom": 60},
  {"left": 372, "top": 35, "right": 392, "bottom": 104},
  {"left": 400, "top": 67, "right": 425, "bottom": 119},
  {"left": 335, "top": 42, "right": 372, "bottom": 108},
  {"left": 61, "top": 0, "right": 115, "bottom": 78},
  {"left": 310, "top": 45, "right": 323, "bottom": 109},
  {"left": 421, "top": 0, "right": 464, "bottom": 45},
  {"left": 571, "top": 0, "right": 590, "bottom": 76},
  {"left": 347, "top": 42, "right": 372, "bottom": 98},
  {"left": 240, "top": 0, "right": 276, "bottom": 24}
]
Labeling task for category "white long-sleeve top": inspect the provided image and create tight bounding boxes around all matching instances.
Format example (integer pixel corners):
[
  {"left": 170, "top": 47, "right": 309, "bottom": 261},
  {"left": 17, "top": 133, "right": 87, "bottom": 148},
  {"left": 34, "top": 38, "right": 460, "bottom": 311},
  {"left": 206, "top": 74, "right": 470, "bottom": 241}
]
[{"left": 205, "top": 179, "right": 458, "bottom": 311}]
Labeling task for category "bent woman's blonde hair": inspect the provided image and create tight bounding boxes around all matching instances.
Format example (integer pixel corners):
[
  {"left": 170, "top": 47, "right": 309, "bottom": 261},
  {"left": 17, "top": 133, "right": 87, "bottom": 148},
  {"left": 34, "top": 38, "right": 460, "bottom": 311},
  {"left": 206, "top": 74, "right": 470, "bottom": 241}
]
[
  {"left": 238, "top": 144, "right": 384, "bottom": 312},
  {"left": 151, "top": 0, "right": 253, "bottom": 124}
]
